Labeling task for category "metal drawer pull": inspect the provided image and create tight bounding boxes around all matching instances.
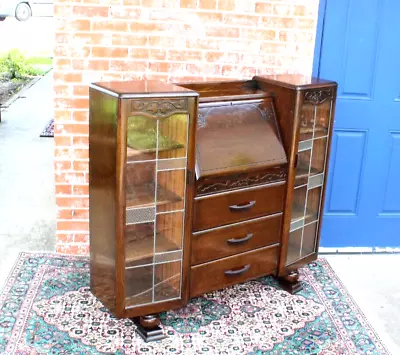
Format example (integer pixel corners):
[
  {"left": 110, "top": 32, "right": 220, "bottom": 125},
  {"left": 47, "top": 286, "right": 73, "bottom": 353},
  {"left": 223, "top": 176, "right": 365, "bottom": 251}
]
[
  {"left": 227, "top": 233, "right": 254, "bottom": 244},
  {"left": 224, "top": 264, "right": 250, "bottom": 276},
  {"left": 229, "top": 200, "right": 256, "bottom": 211}
]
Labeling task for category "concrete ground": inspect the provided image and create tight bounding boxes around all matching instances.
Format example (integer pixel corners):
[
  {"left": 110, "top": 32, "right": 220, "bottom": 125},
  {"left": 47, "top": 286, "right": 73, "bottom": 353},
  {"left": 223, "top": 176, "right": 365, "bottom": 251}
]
[
  {"left": 324, "top": 254, "right": 400, "bottom": 354},
  {"left": 0, "top": 73, "right": 399, "bottom": 354},
  {"left": 0, "top": 71, "right": 56, "bottom": 287}
]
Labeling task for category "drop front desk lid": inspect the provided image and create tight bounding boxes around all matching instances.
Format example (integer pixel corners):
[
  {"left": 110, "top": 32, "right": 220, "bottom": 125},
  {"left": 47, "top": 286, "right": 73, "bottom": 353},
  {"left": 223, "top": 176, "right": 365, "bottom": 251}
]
[{"left": 177, "top": 80, "right": 288, "bottom": 180}]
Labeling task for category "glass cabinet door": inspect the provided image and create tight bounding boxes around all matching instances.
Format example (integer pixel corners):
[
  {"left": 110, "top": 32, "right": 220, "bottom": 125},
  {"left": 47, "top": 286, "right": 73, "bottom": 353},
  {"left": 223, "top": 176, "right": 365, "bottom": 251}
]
[
  {"left": 123, "top": 110, "right": 189, "bottom": 309},
  {"left": 287, "top": 94, "right": 333, "bottom": 266}
]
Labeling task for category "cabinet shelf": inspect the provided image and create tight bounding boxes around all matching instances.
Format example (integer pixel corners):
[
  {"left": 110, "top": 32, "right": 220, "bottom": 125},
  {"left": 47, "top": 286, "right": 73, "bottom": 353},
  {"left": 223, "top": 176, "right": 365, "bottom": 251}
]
[
  {"left": 126, "top": 183, "right": 182, "bottom": 209},
  {"left": 291, "top": 205, "right": 317, "bottom": 224},
  {"left": 295, "top": 165, "right": 319, "bottom": 183},
  {"left": 299, "top": 125, "right": 328, "bottom": 137},
  {"left": 126, "top": 232, "right": 181, "bottom": 267},
  {"left": 127, "top": 145, "right": 183, "bottom": 158}
]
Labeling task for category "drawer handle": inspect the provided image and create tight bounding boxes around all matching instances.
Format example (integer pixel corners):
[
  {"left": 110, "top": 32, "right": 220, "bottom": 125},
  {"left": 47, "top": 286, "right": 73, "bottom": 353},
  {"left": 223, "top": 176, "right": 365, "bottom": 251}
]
[
  {"left": 224, "top": 264, "right": 250, "bottom": 276},
  {"left": 229, "top": 201, "right": 256, "bottom": 212},
  {"left": 227, "top": 233, "right": 254, "bottom": 244}
]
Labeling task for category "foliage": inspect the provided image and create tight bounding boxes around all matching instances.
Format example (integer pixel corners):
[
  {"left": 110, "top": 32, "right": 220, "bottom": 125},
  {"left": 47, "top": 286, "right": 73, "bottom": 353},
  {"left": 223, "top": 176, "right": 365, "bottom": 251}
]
[{"left": 0, "top": 49, "right": 41, "bottom": 79}]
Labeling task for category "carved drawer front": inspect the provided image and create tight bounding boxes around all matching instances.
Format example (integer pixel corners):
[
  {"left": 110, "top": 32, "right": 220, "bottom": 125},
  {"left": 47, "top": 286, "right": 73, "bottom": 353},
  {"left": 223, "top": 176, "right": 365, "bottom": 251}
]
[
  {"left": 190, "top": 244, "right": 279, "bottom": 297},
  {"left": 195, "top": 167, "right": 288, "bottom": 196},
  {"left": 191, "top": 213, "right": 282, "bottom": 265},
  {"left": 193, "top": 181, "right": 285, "bottom": 231}
]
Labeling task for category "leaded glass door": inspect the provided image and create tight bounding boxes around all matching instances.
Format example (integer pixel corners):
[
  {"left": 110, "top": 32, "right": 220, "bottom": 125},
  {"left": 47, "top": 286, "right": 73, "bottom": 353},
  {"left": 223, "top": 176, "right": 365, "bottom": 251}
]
[
  {"left": 286, "top": 92, "right": 333, "bottom": 266},
  {"left": 123, "top": 100, "right": 190, "bottom": 309}
]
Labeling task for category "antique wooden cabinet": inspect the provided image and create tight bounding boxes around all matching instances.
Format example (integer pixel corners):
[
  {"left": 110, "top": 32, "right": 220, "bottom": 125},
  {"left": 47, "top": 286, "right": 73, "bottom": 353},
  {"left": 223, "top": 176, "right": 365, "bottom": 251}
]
[
  {"left": 256, "top": 75, "right": 337, "bottom": 292},
  {"left": 89, "top": 75, "right": 337, "bottom": 341}
]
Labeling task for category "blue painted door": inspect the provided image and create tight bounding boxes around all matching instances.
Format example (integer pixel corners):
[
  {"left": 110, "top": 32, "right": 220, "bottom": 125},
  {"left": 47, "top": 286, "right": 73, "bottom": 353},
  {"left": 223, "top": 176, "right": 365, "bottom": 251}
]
[{"left": 318, "top": 0, "right": 400, "bottom": 247}]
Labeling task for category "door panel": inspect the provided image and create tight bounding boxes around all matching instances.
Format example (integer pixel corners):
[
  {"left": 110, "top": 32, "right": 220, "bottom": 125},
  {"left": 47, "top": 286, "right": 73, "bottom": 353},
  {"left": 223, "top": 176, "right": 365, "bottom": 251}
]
[
  {"left": 319, "top": 0, "right": 400, "bottom": 247},
  {"left": 326, "top": 130, "right": 367, "bottom": 215},
  {"left": 380, "top": 133, "right": 400, "bottom": 214},
  {"left": 339, "top": 0, "right": 381, "bottom": 100}
]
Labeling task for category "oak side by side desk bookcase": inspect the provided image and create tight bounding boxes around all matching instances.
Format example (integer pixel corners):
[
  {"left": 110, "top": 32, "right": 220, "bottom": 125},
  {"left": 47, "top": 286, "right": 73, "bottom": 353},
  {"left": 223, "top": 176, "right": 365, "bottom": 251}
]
[{"left": 89, "top": 75, "right": 337, "bottom": 341}]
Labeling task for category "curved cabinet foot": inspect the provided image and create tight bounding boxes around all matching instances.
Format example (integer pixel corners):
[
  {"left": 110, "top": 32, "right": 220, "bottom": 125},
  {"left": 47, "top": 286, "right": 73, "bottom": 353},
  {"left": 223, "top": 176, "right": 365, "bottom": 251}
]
[
  {"left": 133, "top": 314, "right": 167, "bottom": 342},
  {"left": 277, "top": 270, "right": 303, "bottom": 294}
]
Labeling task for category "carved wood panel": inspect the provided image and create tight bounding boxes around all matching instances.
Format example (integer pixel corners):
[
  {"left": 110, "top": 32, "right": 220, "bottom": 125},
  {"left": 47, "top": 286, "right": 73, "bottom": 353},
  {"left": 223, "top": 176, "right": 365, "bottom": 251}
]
[
  {"left": 303, "top": 89, "right": 333, "bottom": 105},
  {"left": 130, "top": 98, "right": 188, "bottom": 119},
  {"left": 196, "top": 167, "right": 288, "bottom": 195}
]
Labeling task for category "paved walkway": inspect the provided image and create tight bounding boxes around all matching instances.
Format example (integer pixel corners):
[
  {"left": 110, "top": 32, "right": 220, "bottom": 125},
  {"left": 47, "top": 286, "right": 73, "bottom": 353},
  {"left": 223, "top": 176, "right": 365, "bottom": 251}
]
[{"left": 0, "top": 71, "right": 55, "bottom": 286}]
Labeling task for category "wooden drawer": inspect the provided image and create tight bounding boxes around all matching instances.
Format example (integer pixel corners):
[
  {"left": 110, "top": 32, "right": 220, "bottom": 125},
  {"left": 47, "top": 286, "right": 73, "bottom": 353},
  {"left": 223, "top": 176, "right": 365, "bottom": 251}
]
[
  {"left": 190, "top": 245, "right": 279, "bottom": 297},
  {"left": 192, "top": 213, "right": 282, "bottom": 265},
  {"left": 193, "top": 182, "right": 285, "bottom": 231}
]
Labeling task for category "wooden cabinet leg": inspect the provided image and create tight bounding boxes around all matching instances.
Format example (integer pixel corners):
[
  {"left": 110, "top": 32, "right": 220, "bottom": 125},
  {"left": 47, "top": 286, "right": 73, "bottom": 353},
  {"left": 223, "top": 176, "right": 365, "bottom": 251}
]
[
  {"left": 277, "top": 270, "right": 303, "bottom": 294},
  {"left": 133, "top": 314, "right": 167, "bottom": 342}
]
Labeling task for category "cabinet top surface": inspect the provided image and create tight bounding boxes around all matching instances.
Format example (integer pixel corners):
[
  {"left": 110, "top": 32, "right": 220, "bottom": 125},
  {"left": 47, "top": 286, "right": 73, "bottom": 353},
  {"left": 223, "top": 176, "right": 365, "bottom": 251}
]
[
  {"left": 90, "top": 80, "right": 198, "bottom": 97},
  {"left": 255, "top": 75, "right": 337, "bottom": 90}
]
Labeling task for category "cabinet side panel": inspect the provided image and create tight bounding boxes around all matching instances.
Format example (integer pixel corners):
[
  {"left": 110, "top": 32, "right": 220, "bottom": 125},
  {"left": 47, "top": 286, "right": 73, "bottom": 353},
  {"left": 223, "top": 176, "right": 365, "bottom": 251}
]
[
  {"left": 89, "top": 88, "right": 118, "bottom": 312},
  {"left": 181, "top": 96, "right": 198, "bottom": 304}
]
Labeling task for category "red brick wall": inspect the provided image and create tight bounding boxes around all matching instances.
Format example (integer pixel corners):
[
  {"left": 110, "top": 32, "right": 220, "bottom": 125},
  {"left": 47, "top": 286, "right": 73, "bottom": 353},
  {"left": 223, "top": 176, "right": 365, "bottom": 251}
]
[{"left": 54, "top": 0, "right": 319, "bottom": 254}]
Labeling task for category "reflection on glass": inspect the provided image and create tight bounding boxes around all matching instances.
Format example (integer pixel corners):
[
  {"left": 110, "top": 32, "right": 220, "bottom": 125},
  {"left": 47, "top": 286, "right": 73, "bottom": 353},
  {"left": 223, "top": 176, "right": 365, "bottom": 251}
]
[
  {"left": 286, "top": 229, "right": 302, "bottom": 265},
  {"left": 295, "top": 149, "right": 311, "bottom": 186},
  {"left": 311, "top": 137, "right": 327, "bottom": 176},
  {"left": 157, "top": 170, "right": 185, "bottom": 212},
  {"left": 127, "top": 115, "right": 157, "bottom": 162},
  {"left": 305, "top": 187, "right": 322, "bottom": 224},
  {"left": 301, "top": 222, "right": 318, "bottom": 257},
  {"left": 125, "top": 162, "right": 156, "bottom": 208},
  {"left": 291, "top": 186, "right": 307, "bottom": 223},
  {"left": 315, "top": 100, "right": 331, "bottom": 138},
  {"left": 154, "top": 261, "right": 181, "bottom": 302},
  {"left": 125, "top": 265, "right": 153, "bottom": 308},
  {"left": 299, "top": 103, "right": 315, "bottom": 141},
  {"left": 125, "top": 223, "right": 154, "bottom": 267},
  {"left": 155, "top": 212, "right": 183, "bottom": 254},
  {"left": 158, "top": 114, "right": 188, "bottom": 159}
]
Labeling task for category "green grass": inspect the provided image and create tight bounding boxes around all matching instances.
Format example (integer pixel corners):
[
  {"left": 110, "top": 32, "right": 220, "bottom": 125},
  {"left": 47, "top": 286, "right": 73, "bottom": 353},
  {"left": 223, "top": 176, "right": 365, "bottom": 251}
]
[
  {"left": 26, "top": 57, "right": 53, "bottom": 65},
  {"left": 0, "top": 50, "right": 53, "bottom": 78}
]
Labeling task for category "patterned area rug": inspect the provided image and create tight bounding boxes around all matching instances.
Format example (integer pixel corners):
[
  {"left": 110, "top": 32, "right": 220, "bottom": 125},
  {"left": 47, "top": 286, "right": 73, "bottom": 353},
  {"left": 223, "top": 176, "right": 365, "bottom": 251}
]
[
  {"left": 39, "top": 118, "right": 54, "bottom": 137},
  {"left": 0, "top": 253, "right": 389, "bottom": 355}
]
